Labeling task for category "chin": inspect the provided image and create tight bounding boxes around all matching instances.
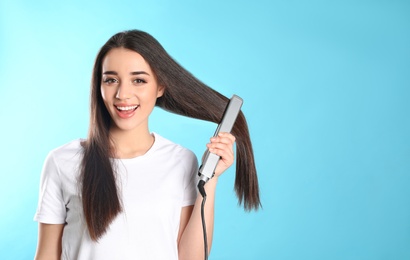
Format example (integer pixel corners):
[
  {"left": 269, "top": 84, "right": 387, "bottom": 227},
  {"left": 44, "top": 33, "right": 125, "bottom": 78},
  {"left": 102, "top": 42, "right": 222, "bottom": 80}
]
[{"left": 112, "top": 121, "right": 145, "bottom": 132}]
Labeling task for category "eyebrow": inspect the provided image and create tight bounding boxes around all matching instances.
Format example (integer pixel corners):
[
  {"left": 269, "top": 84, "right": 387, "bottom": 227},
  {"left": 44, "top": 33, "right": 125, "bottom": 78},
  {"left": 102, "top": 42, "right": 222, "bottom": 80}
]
[{"left": 102, "top": 71, "right": 150, "bottom": 76}]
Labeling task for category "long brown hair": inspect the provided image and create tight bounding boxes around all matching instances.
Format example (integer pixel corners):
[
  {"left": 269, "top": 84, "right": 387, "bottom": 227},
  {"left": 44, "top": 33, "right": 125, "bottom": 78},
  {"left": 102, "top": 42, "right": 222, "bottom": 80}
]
[{"left": 81, "top": 30, "right": 261, "bottom": 241}]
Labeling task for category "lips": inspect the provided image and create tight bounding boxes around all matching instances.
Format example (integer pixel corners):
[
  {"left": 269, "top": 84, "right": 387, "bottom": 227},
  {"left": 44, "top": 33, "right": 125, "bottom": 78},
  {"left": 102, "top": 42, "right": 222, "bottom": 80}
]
[{"left": 114, "top": 104, "right": 139, "bottom": 118}]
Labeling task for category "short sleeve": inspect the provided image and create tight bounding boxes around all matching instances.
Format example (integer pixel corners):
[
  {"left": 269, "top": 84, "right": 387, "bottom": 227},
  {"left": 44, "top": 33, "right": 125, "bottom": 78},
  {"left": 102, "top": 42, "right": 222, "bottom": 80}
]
[
  {"left": 33, "top": 151, "right": 67, "bottom": 224},
  {"left": 181, "top": 150, "right": 199, "bottom": 207}
]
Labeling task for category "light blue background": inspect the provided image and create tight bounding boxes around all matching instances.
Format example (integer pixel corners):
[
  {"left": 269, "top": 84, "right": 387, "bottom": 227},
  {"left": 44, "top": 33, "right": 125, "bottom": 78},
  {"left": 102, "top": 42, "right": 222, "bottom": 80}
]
[{"left": 1, "top": 0, "right": 409, "bottom": 259}]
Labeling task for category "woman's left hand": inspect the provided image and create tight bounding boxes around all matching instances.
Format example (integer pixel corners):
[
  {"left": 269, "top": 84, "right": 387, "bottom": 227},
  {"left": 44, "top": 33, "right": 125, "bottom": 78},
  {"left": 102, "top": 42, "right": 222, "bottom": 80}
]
[{"left": 205, "top": 132, "right": 236, "bottom": 177}]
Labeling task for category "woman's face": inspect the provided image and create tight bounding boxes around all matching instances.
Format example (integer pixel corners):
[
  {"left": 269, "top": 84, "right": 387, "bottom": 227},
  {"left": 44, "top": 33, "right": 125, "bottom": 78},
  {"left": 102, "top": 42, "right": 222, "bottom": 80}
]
[{"left": 100, "top": 48, "right": 164, "bottom": 133}]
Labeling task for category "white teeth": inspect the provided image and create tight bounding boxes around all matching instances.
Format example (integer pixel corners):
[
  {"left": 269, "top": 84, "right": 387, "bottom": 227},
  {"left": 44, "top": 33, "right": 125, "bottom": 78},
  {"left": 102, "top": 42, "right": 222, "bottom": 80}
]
[{"left": 116, "top": 105, "right": 138, "bottom": 111}]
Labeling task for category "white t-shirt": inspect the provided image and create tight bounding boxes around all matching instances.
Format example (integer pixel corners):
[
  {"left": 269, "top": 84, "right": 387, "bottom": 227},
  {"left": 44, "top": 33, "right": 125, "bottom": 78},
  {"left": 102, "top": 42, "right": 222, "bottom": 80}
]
[{"left": 34, "top": 133, "right": 199, "bottom": 260}]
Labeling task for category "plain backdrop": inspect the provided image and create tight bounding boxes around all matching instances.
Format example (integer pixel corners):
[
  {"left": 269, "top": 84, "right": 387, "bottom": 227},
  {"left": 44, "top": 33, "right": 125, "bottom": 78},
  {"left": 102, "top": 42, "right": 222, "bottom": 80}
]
[{"left": 0, "top": 0, "right": 409, "bottom": 259}]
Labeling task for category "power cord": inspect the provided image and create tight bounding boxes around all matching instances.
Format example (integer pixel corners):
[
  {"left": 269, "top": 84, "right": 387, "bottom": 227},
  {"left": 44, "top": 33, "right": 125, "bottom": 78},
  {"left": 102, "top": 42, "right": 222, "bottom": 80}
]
[{"left": 197, "top": 179, "right": 208, "bottom": 260}]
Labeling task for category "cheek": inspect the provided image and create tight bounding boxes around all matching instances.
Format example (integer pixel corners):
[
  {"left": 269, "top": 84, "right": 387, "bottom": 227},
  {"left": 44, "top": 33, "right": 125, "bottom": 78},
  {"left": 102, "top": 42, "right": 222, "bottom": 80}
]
[
  {"left": 139, "top": 88, "right": 157, "bottom": 101},
  {"left": 100, "top": 86, "right": 111, "bottom": 101},
  {"left": 100, "top": 87, "right": 112, "bottom": 110},
  {"left": 100, "top": 89, "right": 105, "bottom": 101}
]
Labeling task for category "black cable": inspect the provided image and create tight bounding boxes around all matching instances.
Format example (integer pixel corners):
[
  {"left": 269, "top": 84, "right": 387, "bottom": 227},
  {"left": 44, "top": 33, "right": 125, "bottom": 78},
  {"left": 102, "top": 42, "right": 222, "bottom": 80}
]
[{"left": 197, "top": 180, "right": 208, "bottom": 260}]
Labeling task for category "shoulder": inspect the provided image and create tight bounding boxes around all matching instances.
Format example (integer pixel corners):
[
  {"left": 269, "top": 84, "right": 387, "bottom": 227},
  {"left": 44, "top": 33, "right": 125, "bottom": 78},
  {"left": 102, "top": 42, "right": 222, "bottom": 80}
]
[
  {"left": 45, "top": 139, "right": 84, "bottom": 165},
  {"left": 151, "top": 133, "right": 196, "bottom": 160},
  {"left": 150, "top": 133, "right": 198, "bottom": 179},
  {"left": 39, "top": 139, "right": 84, "bottom": 190}
]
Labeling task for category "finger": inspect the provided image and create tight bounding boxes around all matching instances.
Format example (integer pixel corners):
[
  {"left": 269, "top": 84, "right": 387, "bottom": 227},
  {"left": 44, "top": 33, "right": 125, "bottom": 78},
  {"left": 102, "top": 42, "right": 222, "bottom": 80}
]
[
  {"left": 207, "top": 142, "right": 234, "bottom": 158},
  {"left": 210, "top": 135, "right": 235, "bottom": 146},
  {"left": 207, "top": 142, "right": 234, "bottom": 157},
  {"left": 218, "top": 132, "right": 236, "bottom": 143},
  {"left": 207, "top": 142, "right": 233, "bottom": 152},
  {"left": 209, "top": 147, "right": 234, "bottom": 163}
]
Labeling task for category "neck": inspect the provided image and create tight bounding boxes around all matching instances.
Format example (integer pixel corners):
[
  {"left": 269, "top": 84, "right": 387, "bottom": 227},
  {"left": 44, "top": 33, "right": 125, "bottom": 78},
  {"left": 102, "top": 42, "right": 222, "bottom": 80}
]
[{"left": 109, "top": 126, "right": 154, "bottom": 159}]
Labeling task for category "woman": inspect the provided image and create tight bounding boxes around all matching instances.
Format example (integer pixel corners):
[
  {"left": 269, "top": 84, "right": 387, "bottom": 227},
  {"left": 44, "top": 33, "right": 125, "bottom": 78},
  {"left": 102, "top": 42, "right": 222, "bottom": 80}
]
[{"left": 34, "top": 30, "right": 260, "bottom": 259}]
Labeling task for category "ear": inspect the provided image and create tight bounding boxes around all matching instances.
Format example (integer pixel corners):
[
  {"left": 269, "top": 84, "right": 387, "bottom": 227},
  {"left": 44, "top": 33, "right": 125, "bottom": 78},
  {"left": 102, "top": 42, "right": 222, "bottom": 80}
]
[{"left": 157, "top": 85, "right": 165, "bottom": 98}]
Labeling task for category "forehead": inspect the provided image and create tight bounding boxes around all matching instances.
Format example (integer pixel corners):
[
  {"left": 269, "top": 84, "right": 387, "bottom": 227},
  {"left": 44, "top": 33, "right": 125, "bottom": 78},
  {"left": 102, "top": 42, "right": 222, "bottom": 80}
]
[{"left": 102, "top": 48, "right": 152, "bottom": 73}]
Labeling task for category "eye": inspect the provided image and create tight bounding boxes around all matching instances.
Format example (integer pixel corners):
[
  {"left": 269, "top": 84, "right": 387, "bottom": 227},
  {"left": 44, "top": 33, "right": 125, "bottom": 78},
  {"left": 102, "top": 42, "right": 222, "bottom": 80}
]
[
  {"left": 103, "top": 78, "right": 118, "bottom": 84},
  {"left": 133, "top": 78, "right": 146, "bottom": 84}
]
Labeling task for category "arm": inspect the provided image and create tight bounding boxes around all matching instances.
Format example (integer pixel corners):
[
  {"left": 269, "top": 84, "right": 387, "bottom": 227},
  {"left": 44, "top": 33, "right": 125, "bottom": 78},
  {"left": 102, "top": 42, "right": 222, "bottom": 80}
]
[
  {"left": 178, "top": 132, "right": 235, "bottom": 260},
  {"left": 34, "top": 223, "right": 64, "bottom": 260}
]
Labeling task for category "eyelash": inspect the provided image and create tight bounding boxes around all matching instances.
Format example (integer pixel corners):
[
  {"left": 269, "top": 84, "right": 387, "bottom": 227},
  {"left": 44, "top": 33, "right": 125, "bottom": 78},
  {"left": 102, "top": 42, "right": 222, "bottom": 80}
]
[
  {"left": 133, "top": 78, "right": 146, "bottom": 84},
  {"left": 103, "top": 78, "right": 118, "bottom": 84},
  {"left": 102, "top": 78, "right": 146, "bottom": 84}
]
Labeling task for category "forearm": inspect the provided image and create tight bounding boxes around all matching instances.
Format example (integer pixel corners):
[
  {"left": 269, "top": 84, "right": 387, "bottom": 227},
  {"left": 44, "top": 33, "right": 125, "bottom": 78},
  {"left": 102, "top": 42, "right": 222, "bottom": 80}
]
[
  {"left": 35, "top": 223, "right": 64, "bottom": 260},
  {"left": 178, "top": 177, "right": 218, "bottom": 260}
]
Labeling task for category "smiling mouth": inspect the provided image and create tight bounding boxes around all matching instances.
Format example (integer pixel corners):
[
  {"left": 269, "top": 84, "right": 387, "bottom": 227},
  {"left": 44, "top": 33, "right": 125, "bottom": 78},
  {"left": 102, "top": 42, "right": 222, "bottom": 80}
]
[{"left": 115, "top": 105, "right": 139, "bottom": 112}]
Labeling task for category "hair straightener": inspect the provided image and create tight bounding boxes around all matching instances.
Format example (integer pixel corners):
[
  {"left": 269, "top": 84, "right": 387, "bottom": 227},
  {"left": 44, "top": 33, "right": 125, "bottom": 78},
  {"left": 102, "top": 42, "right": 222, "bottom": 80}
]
[{"left": 197, "top": 95, "right": 243, "bottom": 260}]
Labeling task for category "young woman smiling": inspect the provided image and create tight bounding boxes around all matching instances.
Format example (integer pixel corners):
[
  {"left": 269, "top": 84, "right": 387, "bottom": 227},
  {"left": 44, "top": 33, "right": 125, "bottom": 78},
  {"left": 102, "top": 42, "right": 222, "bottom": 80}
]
[{"left": 34, "top": 30, "right": 260, "bottom": 260}]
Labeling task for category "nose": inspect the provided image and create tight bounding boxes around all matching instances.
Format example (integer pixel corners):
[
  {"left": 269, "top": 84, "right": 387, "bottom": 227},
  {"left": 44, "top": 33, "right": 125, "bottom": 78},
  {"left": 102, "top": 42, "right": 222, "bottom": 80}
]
[{"left": 115, "top": 83, "right": 133, "bottom": 100}]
